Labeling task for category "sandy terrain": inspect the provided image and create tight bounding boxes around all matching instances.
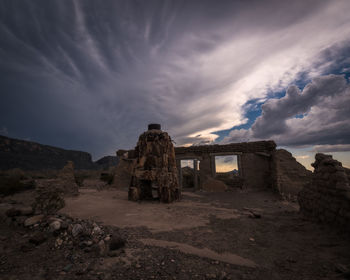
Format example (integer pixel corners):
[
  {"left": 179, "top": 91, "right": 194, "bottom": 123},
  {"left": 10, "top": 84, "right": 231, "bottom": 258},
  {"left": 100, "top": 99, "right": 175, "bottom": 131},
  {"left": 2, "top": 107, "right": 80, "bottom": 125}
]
[{"left": 1, "top": 187, "right": 350, "bottom": 279}]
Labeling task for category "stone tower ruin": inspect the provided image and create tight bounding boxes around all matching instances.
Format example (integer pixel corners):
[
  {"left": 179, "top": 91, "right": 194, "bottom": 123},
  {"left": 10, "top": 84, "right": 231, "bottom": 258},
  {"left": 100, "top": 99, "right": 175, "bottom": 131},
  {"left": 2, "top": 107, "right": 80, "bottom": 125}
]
[{"left": 128, "top": 124, "right": 180, "bottom": 203}]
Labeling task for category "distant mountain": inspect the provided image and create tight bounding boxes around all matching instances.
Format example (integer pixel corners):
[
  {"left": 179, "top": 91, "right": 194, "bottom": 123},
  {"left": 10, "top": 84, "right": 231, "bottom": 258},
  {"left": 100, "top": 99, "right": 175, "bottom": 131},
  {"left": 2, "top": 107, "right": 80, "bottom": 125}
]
[
  {"left": 0, "top": 135, "right": 115, "bottom": 170},
  {"left": 95, "top": 156, "right": 119, "bottom": 170}
]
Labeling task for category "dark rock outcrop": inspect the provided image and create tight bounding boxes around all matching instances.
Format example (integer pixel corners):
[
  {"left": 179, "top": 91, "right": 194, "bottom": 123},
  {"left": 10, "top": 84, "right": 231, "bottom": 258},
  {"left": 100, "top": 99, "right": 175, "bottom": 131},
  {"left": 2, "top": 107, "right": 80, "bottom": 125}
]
[
  {"left": 0, "top": 135, "right": 96, "bottom": 170},
  {"left": 95, "top": 156, "right": 119, "bottom": 170}
]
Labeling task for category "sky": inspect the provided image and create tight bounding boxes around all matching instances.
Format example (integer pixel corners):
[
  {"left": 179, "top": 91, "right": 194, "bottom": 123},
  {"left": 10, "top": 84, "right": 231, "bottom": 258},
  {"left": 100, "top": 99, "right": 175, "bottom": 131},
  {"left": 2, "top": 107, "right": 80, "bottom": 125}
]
[{"left": 1, "top": 0, "right": 350, "bottom": 169}]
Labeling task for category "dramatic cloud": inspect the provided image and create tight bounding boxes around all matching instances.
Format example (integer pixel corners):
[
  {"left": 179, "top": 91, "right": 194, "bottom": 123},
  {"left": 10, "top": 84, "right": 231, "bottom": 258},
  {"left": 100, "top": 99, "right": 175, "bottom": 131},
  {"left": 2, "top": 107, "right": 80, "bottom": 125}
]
[
  {"left": 1, "top": 0, "right": 350, "bottom": 158},
  {"left": 313, "top": 144, "right": 350, "bottom": 153},
  {"left": 223, "top": 74, "right": 350, "bottom": 147}
]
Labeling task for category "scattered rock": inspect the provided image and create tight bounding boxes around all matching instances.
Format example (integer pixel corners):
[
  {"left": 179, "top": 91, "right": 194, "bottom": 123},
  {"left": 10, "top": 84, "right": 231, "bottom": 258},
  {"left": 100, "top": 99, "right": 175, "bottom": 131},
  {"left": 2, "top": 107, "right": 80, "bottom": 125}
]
[
  {"left": 72, "top": 224, "right": 84, "bottom": 237},
  {"left": 92, "top": 226, "right": 103, "bottom": 236},
  {"left": 24, "top": 215, "right": 44, "bottom": 227},
  {"left": 98, "top": 240, "right": 106, "bottom": 256},
  {"left": 56, "top": 238, "right": 63, "bottom": 246},
  {"left": 49, "top": 220, "right": 61, "bottom": 232}
]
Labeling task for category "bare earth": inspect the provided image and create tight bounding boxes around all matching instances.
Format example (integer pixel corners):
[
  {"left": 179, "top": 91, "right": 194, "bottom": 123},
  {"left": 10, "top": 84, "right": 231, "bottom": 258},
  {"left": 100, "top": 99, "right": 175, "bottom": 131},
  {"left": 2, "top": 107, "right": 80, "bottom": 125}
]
[{"left": 1, "top": 187, "right": 350, "bottom": 279}]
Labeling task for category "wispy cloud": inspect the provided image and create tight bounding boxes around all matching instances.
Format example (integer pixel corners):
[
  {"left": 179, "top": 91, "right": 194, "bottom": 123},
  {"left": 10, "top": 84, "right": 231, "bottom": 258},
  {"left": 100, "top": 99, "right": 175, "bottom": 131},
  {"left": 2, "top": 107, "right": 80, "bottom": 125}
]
[{"left": 0, "top": 0, "right": 350, "bottom": 158}]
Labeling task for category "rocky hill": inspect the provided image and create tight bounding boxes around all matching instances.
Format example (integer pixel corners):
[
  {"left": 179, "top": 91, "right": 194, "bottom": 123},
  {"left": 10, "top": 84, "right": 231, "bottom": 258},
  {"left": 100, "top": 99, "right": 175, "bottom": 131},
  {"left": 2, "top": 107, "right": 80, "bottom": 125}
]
[
  {"left": 95, "top": 156, "right": 119, "bottom": 170},
  {"left": 0, "top": 135, "right": 98, "bottom": 170}
]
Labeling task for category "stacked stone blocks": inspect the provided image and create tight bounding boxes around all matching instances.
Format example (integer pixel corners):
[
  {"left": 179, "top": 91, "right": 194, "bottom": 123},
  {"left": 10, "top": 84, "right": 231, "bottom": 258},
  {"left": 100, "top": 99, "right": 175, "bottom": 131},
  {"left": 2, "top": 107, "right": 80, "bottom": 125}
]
[{"left": 298, "top": 153, "right": 350, "bottom": 231}]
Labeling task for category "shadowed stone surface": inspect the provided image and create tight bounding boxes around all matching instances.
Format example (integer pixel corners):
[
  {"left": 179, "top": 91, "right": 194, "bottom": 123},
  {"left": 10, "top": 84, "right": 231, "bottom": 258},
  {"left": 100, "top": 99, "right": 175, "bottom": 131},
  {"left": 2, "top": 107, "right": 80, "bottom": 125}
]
[
  {"left": 129, "top": 126, "right": 180, "bottom": 203},
  {"left": 298, "top": 153, "right": 350, "bottom": 231}
]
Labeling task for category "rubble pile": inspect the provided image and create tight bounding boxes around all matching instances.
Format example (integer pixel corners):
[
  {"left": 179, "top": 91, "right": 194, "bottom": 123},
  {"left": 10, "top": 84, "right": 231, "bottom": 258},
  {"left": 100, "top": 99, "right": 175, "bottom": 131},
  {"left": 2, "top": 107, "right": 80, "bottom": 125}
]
[
  {"left": 298, "top": 153, "right": 350, "bottom": 231},
  {"left": 32, "top": 161, "right": 79, "bottom": 214},
  {"left": 4, "top": 208, "right": 126, "bottom": 256},
  {"left": 129, "top": 124, "right": 180, "bottom": 203},
  {"left": 32, "top": 179, "right": 65, "bottom": 214}
]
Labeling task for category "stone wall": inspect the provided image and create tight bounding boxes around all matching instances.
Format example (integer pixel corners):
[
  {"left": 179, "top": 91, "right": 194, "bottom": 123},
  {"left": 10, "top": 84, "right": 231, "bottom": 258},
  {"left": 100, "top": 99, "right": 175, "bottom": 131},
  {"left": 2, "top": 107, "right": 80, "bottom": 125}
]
[
  {"left": 272, "top": 149, "right": 312, "bottom": 199},
  {"left": 174, "top": 141, "right": 277, "bottom": 190},
  {"left": 298, "top": 154, "right": 350, "bottom": 231},
  {"left": 241, "top": 153, "right": 272, "bottom": 189},
  {"left": 111, "top": 154, "right": 135, "bottom": 189},
  {"left": 117, "top": 140, "right": 315, "bottom": 194},
  {"left": 175, "top": 140, "right": 276, "bottom": 156}
]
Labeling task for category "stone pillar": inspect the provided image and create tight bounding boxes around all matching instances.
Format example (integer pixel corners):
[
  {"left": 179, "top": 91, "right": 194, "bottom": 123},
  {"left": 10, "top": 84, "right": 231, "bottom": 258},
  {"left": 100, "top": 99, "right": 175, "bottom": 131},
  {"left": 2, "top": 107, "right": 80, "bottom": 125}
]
[
  {"left": 237, "top": 155, "right": 242, "bottom": 177},
  {"left": 176, "top": 159, "right": 183, "bottom": 190},
  {"left": 199, "top": 155, "right": 212, "bottom": 189},
  {"left": 210, "top": 155, "right": 216, "bottom": 177},
  {"left": 194, "top": 159, "right": 198, "bottom": 190}
]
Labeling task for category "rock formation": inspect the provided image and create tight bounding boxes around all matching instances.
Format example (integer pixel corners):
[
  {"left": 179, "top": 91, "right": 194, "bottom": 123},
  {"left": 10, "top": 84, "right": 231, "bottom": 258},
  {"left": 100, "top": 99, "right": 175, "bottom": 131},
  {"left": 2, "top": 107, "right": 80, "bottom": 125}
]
[
  {"left": 0, "top": 135, "right": 96, "bottom": 170},
  {"left": 95, "top": 156, "right": 119, "bottom": 170},
  {"left": 128, "top": 124, "right": 180, "bottom": 203},
  {"left": 298, "top": 153, "right": 350, "bottom": 231}
]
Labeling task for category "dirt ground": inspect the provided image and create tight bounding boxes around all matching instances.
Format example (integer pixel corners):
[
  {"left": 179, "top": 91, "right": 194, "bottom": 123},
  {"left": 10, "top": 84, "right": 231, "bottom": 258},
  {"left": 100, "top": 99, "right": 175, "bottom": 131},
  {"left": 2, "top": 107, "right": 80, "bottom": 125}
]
[{"left": 1, "top": 187, "right": 350, "bottom": 279}]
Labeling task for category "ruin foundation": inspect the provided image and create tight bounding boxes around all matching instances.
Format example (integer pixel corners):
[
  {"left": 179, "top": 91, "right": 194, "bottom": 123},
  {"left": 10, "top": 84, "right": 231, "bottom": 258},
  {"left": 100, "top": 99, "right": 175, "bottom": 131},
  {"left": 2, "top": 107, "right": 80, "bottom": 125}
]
[{"left": 128, "top": 124, "right": 180, "bottom": 203}]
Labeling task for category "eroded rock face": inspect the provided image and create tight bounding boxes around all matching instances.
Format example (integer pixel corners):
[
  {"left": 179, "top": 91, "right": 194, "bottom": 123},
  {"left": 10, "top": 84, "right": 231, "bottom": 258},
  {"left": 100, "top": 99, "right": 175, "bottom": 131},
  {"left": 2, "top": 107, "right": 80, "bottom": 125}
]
[
  {"left": 298, "top": 153, "right": 350, "bottom": 231},
  {"left": 128, "top": 125, "right": 180, "bottom": 203}
]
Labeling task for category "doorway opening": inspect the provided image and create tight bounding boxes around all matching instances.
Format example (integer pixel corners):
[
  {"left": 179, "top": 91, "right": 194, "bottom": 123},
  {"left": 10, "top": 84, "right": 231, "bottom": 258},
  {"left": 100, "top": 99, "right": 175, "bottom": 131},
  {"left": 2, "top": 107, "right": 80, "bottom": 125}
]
[
  {"left": 180, "top": 159, "right": 200, "bottom": 189},
  {"left": 214, "top": 155, "right": 243, "bottom": 188}
]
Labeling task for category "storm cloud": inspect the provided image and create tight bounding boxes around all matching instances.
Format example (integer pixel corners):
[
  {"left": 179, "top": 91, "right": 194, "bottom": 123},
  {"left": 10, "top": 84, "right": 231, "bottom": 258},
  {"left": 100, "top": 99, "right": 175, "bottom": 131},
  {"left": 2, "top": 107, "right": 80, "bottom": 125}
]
[
  {"left": 1, "top": 0, "right": 350, "bottom": 158},
  {"left": 223, "top": 74, "right": 350, "bottom": 147}
]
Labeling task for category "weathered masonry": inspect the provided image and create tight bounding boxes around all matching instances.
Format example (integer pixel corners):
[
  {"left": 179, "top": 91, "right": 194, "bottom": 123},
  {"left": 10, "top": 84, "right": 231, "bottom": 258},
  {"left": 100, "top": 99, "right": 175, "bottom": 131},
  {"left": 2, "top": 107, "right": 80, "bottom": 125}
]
[
  {"left": 174, "top": 141, "right": 277, "bottom": 190},
  {"left": 115, "top": 132, "right": 311, "bottom": 196}
]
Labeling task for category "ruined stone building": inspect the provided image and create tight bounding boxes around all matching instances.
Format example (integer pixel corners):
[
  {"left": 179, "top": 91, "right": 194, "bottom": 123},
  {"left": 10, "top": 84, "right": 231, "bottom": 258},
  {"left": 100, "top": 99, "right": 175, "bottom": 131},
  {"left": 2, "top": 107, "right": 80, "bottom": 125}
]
[
  {"left": 114, "top": 125, "right": 310, "bottom": 200},
  {"left": 298, "top": 153, "right": 350, "bottom": 231}
]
